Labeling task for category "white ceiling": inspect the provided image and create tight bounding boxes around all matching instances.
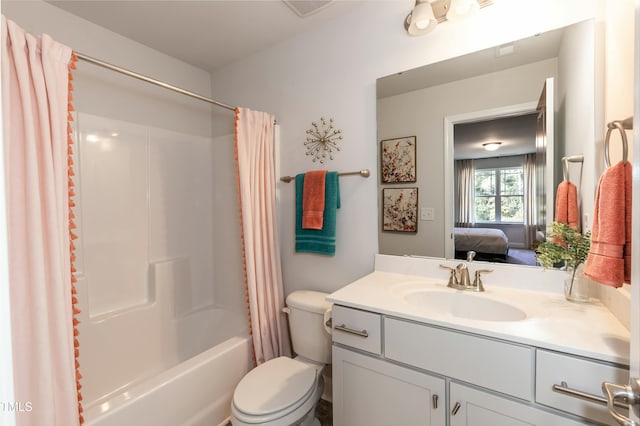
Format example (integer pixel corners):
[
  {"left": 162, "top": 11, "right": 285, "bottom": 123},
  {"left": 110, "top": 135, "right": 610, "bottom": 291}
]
[{"left": 45, "top": 0, "right": 365, "bottom": 73}]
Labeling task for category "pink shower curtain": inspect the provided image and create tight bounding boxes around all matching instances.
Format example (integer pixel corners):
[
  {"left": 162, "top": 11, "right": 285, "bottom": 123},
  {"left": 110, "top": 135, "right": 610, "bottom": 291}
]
[
  {"left": 235, "top": 107, "right": 291, "bottom": 364},
  {"left": 2, "top": 17, "right": 81, "bottom": 426}
]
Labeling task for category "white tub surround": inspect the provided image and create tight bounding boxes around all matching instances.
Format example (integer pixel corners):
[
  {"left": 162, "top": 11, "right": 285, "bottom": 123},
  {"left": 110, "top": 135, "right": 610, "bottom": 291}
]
[{"left": 329, "top": 254, "right": 630, "bottom": 426}]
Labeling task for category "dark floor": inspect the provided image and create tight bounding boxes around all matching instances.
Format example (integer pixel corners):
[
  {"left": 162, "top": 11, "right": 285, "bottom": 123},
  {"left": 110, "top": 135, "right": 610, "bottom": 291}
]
[
  {"left": 506, "top": 248, "right": 538, "bottom": 266},
  {"left": 316, "top": 399, "right": 333, "bottom": 426}
]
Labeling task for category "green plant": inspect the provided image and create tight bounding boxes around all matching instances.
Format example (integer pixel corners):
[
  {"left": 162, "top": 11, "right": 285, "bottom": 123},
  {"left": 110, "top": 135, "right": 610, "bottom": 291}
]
[{"left": 536, "top": 221, "right": 591, "bottom": 291}]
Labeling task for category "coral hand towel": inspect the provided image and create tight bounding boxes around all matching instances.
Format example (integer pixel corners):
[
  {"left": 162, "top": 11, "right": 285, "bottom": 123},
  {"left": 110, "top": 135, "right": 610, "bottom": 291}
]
[
  {"left": 554, "top": 180, "right": 579, "bottom": 228},
  {"left": 584, "top": 161, "right": 630, "bottom": 287},
  {"left": 302, "top": 170, "right": 327, "bottom": 230}
]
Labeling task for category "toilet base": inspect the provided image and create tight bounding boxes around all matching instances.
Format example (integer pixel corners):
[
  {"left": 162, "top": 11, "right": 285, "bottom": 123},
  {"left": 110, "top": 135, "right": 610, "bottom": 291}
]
[
  {"left": 231, "top": 405, "right": 321, "bottom": 426},
  {"left": 297, "top": 408, "right": 320, "bottom": 426}
]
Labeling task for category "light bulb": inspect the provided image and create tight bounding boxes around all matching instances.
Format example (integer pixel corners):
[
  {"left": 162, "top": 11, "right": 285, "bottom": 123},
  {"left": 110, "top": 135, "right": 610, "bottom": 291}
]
[
  {"left": 408, "top": 1, "right": 436, "bottom": 35},
  {"left": 447, "top": 0, "right": 479, "bottom": 22},
  {"left": 415, "top": 18, "right": 430, "bottom": 30}
]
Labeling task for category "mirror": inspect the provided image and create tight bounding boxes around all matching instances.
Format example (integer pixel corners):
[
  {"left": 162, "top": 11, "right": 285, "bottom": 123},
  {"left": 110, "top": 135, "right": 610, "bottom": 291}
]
[{"left": 377, "top": 20, "right": 597, "bottom": 266}]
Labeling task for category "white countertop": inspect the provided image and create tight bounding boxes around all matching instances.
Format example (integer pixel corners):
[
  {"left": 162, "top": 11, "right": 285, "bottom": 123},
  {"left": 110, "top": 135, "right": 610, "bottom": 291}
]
[{"left": 327, "top": 256, "right": 630, "bottom": 366}]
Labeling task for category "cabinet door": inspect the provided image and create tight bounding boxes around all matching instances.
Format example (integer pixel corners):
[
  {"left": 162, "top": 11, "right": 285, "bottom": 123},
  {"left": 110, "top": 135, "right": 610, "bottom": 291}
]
[
  {"left": 333, "top": 346, "right": 445, "bottom": 426},
  {"left": 449, "top": 383, "right": 586, "bottom": 426}
]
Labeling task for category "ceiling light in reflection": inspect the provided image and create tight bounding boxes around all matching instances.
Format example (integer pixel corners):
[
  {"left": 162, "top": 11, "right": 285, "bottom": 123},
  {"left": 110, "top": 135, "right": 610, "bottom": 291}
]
[
  {"left": 482, "top": 141, "right": 502, "bottom": 151},
  {"left": 86, "top": 134, "right": 99, "bottom": 143}
]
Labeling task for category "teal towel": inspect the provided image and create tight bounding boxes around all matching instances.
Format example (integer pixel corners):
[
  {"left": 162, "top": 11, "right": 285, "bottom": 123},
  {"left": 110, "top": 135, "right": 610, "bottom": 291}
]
[{"left": 295, "top": 171, "right": 340, "bottom": 256}]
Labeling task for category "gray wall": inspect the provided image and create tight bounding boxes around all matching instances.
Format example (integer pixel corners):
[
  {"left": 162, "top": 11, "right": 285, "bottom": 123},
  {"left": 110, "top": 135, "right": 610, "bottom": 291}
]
[{"left": 206, "top": 0, "right": 598, "bottom": 295}]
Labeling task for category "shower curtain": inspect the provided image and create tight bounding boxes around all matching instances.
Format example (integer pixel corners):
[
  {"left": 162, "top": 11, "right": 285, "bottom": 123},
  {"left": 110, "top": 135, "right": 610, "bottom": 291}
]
[
  {"left": 235, "top": 107, "right": 291, "bottom": 364},
  {"left": 2, "top": 16, "right": 81, "bottom": 426}
]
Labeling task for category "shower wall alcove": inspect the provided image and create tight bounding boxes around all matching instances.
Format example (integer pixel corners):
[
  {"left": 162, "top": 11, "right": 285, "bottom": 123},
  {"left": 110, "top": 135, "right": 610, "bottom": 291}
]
[{"left": 71, "top": 111, "right": 250, "bottom": 424}]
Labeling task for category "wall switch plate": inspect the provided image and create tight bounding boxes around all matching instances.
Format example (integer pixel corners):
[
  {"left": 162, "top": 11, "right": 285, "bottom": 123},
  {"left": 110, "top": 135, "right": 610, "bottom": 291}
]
[{"left": 420, "top": 207, "right": 435, "bottom": 221}]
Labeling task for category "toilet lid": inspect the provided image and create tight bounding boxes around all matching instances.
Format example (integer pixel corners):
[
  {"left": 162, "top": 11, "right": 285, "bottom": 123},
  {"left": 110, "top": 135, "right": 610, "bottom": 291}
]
[{"left": 233, "top": 357, "right": 317, "bottom": 417}]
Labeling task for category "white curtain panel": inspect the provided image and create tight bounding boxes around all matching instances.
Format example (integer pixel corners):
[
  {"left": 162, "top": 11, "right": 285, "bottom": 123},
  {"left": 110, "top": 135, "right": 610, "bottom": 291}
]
[
  {"left": 235, "top": 107, "right": 291, "bottom": 364},
  {"left": 455, "top": 159, "right": 475, "bottom": 227},
  {"left": 2, "top": 16, "right": 79, "bottom": 426}
]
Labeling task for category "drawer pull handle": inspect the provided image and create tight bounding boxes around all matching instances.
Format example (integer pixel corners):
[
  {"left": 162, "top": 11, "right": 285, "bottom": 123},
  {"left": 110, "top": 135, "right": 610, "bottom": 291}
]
[
  {"left": 553, "top": 381, "right": 629, "bottom": 409},
  {"left": 334, "top": 324, "right": 369, "bottom": 338},
  {"left": 451, "top": 401, "right": 461, "bottom": 415},
  {"left": 432, "top": 394, "right": 439, "bottom": 409}
]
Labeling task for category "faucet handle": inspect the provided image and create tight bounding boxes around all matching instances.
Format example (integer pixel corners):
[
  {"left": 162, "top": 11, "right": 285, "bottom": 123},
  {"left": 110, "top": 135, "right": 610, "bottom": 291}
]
[
  {"left": 439, "top": 264, "right": 458, "bottom": 287},
  {"left": 473, "top": 269, "right": 493, "bottom": 292}
]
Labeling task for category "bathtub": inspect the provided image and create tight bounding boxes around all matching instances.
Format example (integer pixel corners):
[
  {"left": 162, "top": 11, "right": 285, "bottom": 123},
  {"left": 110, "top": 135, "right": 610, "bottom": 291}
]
[{"left": 84, "top": 335, "right": 252, "bottom": 426}]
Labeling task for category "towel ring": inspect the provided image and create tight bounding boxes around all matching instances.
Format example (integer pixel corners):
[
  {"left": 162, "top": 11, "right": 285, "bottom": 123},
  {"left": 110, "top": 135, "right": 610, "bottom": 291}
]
[{"left": 604, "top": 120, "right": 630, "bottom": 168}]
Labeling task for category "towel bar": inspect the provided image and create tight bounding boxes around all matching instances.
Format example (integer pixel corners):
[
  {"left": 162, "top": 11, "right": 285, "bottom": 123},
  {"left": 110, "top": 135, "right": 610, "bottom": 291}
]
[
  {"left": 280, "top": 169, "right": 370, "bottom": 183},
  {"left": 562, "top": 155, "right": 584, "bottom": 182},
  {"left": 605, "top": 117, "right": 632, "bottom": 167}
]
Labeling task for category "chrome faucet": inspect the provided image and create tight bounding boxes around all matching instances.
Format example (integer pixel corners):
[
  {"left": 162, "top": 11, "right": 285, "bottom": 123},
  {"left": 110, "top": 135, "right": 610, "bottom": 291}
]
[{"left": 439, "top": 263, "right": 492, "bottom": 292}]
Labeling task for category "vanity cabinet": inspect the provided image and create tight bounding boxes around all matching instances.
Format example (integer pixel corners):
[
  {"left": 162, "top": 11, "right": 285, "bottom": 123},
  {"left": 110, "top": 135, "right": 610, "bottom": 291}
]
[
  {"left": 332, "top": 305, "right": 627, "bottom": 426},
  {"left": 449, "top": 382, "right": 585, "bottom": 426},
  {"left": 333, "top": 346, "right": 446, "bottom": 426}
]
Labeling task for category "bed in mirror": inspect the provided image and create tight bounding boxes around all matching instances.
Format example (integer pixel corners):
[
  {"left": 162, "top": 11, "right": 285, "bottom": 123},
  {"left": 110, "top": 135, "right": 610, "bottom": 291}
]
[{"left": 376, "top": 19, "right": 598, "bottom": 267}]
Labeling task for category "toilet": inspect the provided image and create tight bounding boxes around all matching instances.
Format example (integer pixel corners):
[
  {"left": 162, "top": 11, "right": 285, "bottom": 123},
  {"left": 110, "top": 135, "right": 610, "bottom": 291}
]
[{"left": 231, "top": 290, "right": 332, "bottom": 426}]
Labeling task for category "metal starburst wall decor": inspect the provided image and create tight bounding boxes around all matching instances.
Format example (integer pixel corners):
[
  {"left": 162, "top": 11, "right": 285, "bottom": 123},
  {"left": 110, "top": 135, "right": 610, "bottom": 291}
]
[{"left": 305, "top": 117, "right": 342, "bottom": 163}]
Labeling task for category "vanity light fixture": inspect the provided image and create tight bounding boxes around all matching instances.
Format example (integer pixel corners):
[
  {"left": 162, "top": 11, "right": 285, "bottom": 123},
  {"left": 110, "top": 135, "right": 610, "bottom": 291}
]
[
  {"left": 404, "top": 0, "right": 492, "bottom": 36},
  {"left": 482, "top": 141, "right": 502, "bottom": 151}
]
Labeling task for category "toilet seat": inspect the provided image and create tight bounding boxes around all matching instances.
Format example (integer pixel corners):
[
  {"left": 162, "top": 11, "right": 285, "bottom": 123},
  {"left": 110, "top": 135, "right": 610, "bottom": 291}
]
[{"left": 231, "top": 357, "right": 323, "bottom": 425}]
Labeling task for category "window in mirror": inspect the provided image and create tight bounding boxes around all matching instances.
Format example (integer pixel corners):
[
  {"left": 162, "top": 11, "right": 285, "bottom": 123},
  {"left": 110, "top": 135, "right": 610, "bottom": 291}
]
[{"left": 474, "top": 166, "right": 524, "bottom": 223}]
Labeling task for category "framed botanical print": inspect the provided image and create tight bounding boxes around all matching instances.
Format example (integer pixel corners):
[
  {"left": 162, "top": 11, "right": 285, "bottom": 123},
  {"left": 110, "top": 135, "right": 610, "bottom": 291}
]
[
  {"left": 382, "top": 187, "right": 418, "bottom": 232},
  {"left": 381, "top": 136, "right": 416, "bottom": 183}
]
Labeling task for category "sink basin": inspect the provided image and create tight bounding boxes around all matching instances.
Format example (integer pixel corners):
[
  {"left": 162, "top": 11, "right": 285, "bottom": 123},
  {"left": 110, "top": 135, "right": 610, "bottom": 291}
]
[{"left": 403, "top": 290, "right": 527, "bottom": 322}]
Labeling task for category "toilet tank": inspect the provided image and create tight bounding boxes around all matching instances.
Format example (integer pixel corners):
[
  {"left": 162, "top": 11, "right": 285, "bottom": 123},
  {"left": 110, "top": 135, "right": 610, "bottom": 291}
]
[{"left": 286, "top": 291, "right": 332, "bottom": 364}]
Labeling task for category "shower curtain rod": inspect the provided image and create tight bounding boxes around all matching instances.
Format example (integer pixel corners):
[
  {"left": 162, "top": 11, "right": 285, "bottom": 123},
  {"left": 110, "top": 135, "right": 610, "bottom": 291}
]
[{"left": 75, "top": 52, "right": 236, "bottom": 112}]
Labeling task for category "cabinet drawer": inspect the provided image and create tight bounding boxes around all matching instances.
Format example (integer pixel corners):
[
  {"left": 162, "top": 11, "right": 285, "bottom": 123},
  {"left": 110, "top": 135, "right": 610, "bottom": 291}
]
[
  {"left": 385, "top": 317, "right": 533, "bottom": 400},
  {"left": 536, "top": 349, "right": 629, "bottom": 425},
  {"left": 331, "top": 305, "right": 381, "bottom": 355}
]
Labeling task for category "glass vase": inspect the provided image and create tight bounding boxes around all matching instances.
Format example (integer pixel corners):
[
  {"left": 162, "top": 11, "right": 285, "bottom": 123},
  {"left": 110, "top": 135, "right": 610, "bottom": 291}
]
[{"left": 564, "top": 264, "right": 589, "bottom": 302}]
